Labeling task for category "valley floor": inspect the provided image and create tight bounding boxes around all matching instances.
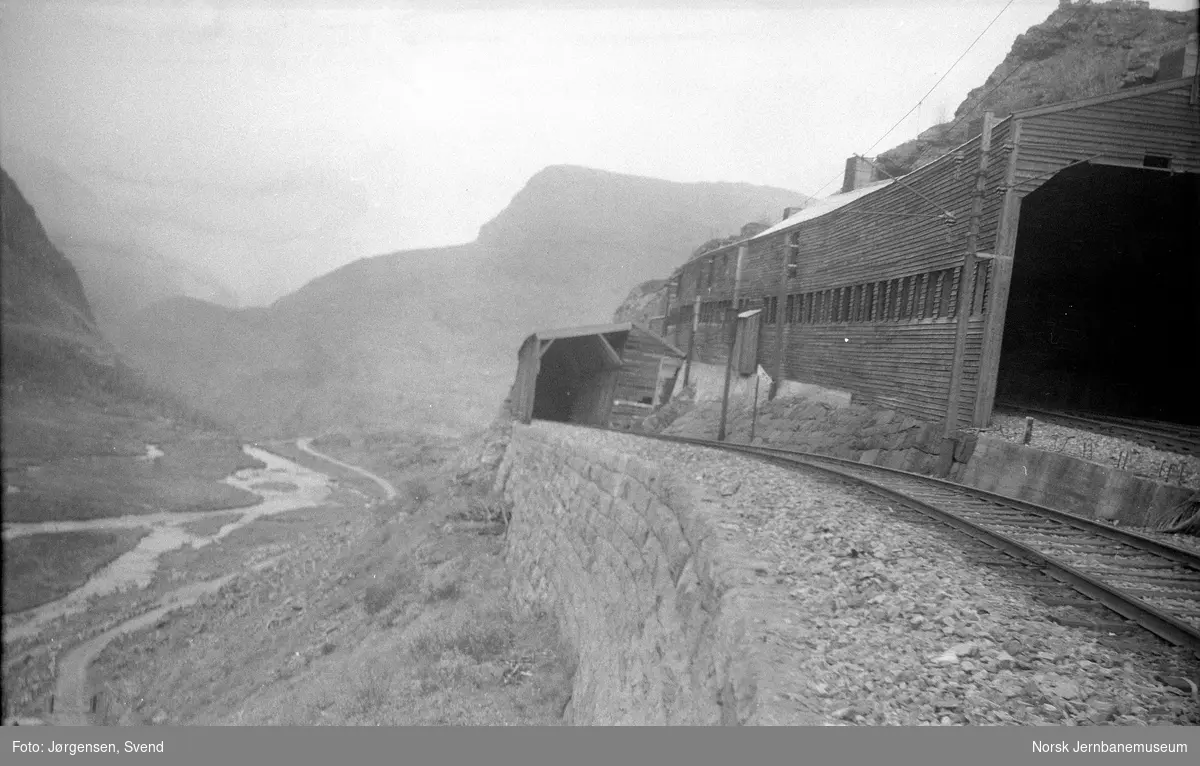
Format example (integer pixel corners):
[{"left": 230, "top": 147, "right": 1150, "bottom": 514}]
[{"left": 2, "top": 433, "right": 572, "bottom": 726}]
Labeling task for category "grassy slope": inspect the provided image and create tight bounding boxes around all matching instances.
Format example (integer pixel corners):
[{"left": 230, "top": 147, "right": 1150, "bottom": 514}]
[
  {"left": 111, "top": 167, "right": 809, "bottom": 440},
  {"left": 83, "top": 431, "right": 573, "bottom": 726},
  {"left": 2, "top": 334, "right": 262, "bottom": 616},
  {"left": 3, "top": 529, "right": 151, "bottom": 614}
]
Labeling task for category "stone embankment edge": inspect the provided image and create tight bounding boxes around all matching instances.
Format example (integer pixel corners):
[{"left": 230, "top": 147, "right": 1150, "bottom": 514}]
[{"left": 493, "top": 423, "right": 776, "bottom": 725}]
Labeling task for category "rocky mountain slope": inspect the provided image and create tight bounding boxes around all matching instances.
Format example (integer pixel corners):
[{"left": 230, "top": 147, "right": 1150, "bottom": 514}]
[
  {"left": 877, "top": 0, "right": 1198, "bottom": 175},
  {"left": 1, "top": 145, "right": 240, "bottom": 329},
  {"left": 2, "top": 168, "right": 98, "bottom": 340},
  {"left": 2, "top": 166, "right": 236, "bottom": 463},
  {"left": 612, "top": 278, "right": 670, "bottom": 329},
  {"left": 112, "top": 165, "right": 807, "bottom": 437}
]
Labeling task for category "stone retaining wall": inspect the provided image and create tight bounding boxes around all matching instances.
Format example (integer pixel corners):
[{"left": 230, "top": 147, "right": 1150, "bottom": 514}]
[
  {"left": 659, "top": 393, "right": 975, "bottom": 480},
  {"left": 492, "top": 423, "right": 763, "bottom": 725},
  {"left": 654, "top": 392, "right": 1190, "bottom": 527}
]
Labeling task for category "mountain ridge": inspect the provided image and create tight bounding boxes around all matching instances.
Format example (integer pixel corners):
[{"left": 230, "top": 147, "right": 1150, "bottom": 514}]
[{"left": 112, "top": 165, "right": 810, "bottom": 437}]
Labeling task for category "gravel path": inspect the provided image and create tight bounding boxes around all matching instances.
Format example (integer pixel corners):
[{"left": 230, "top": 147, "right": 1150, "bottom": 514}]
[
  {"left": 49, "top": 574, "right": 240, "bottom": 726},
  {"left": 535, "top": 422, "right": 1200, "bottom": 726},
  {"left": 297, "top": 438, "right": 397, "bottom": 502}
]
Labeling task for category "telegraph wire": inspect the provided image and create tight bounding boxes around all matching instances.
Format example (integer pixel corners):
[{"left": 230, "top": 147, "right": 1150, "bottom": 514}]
[
  {"left": 807, "top": 0, "right": 1099, "bottom": 202},
  {"left": 939, "top": 0, "right": 1093, "bottom": 141},
  {"left": 863, "top": 0, "right": 1018, "bottom": 158},
  {"left": 805, "top": 0, "right": 1018, "bottom": 200}
]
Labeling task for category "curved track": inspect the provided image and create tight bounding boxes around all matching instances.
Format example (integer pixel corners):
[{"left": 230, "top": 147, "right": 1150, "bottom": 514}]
[
  {"left": 621, "top": 430, "right": 1200, "bottom": 658},
  {"left": 996, "top": 404, "right": 1200, "bottom": 457}
]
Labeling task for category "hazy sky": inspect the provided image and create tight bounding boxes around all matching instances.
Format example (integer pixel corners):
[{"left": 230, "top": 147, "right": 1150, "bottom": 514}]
[{"left": 2, "top": 0, "right": 1196, "bottom": 305}]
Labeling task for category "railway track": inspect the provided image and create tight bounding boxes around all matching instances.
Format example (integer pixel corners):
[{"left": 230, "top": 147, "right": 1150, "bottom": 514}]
[
  {"left": 995, "top": 404, "right": 1200, "bottom": 457},
  {"left": 615, "top": 429, "right": 1200, "bottom": 659}
]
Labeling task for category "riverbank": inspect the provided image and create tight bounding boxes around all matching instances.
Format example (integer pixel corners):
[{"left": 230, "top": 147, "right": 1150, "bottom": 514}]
[{"left": 3, "top": 432, "right": 573, "bottom": 727}]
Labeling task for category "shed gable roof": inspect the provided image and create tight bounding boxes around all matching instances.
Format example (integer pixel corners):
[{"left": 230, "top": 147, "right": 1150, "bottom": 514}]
[{"left": 523, "top": 321, "right": 683, "bottom": 357}]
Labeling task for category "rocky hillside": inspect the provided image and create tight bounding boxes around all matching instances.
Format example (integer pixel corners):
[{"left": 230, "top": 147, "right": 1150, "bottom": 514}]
[
  {"left": 612, "top": 279, "right": 669, "bottom": 327},
  {"left": 877, "top": 0, "right": 1198, "bottom": 175},
  {"left": 2, "top": 165, "right": 117, "bottom": 404},
  {"left": 2, "top": 168, "right": 98, "bottom": 339},
  {"left": 1, "top": 145, "right": 240, "bottom": 329},
  {"left": 2, "top": 166, "right": 230, "bottom": 456},
  {"left": 112, "top": 165, "right": 809, "bottom": 438}
]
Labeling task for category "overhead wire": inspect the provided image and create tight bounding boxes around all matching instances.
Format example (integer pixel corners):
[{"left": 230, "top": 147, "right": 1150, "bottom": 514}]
[
  {"left": 863, "top": 0, "right": 1018, "bottom": 158},
  {"left": 805, "top": 0, "right": 1018, "bottom": 200},
  {"left": 807, "top": 0, "right": 1099, "bottom": 202},
  {"left": 938, "top": 1, "right": 1095, "bottom": 145}
]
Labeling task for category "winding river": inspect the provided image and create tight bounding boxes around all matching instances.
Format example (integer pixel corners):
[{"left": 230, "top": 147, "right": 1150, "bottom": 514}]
[{"left": 1, "top": 439, "right": 396, "bottom": 726}]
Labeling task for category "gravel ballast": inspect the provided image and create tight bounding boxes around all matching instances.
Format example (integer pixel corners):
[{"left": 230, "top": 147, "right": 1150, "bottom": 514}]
[{"left": 533, "top": 421, "right": 1200, "bottom": 726}]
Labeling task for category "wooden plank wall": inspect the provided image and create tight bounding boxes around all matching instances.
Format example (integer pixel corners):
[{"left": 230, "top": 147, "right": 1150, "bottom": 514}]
[
  {"left": 667, "top": 120, "right": 1012, "bottom": 425},
  {"left": 1014, "top": 84, "right": 1200, "bottom": 186},
  {"left": 612, "top": 328, "right": 677, "bottom": 407},
  {"left": 663, "top": 84, "right": 1199, "bottom": 426},
  {"left": 778, "top": 318, "right": 984, "bottom": 425}
]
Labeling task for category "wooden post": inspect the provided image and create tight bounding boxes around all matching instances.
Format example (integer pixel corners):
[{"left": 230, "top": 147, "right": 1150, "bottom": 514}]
[
  {"left": 771, "top": 234, "right": 794, "bottom": 400},
  {"left": 974, "top": 119, "right": 1022, "bottom": 427},
  {"left": 718, "top": 245, "right": 747, "bottom": 441},
  {"left": 682, "top": 295, "right": 701, "bottom": 387},
  {"left": 945, "top": 111, "right": 995, "bottom": 437},
  {"left": 749, "top": 372, "right": 761, "bottom": 442},
  {"left": 660, "top": 277, "right": 673, "bottom": 339}
]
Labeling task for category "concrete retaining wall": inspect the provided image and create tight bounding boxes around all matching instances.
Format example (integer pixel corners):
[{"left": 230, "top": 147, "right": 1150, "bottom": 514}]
[
  {"left": 493, "top": 424, "right": 763, "bottom": 725},
  {"left": 960, "top": 435, "right": 1196, "bottom": 527}
]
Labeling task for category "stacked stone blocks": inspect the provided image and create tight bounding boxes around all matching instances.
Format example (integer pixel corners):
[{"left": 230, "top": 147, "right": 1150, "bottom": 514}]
[
  {"left": 494, "top": 424, "right": 761, "bottom": 725},
  {"left": 660, "top": 395, "right": 977, "bottom": 479}
]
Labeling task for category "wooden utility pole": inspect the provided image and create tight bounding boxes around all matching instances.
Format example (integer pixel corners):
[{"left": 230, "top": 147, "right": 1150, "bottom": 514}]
[
  {"left": 682, "top": 294, "right": 701, "bottom": 387},
  {"left": 771, "top": 232, "right": 797, "bottom": 400},
  {"left": 945, "top": 111, "right": 995, "bottom": 436},
  {"left": 717, "top": 245, "right": 747, "bottom": 441},
  {"left": 974, "top": 118, "right": 1021, "bottom": 427},
  {"left": 660, "top": 278, "right": 673, "bottom": 338}
]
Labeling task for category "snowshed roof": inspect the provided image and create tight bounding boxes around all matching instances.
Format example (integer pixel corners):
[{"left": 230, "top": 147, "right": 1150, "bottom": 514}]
[{"left": 752, "top": 178, "right": 896, "bottom": 241}]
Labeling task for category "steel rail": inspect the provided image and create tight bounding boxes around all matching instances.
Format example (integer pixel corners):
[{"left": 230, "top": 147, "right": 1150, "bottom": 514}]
[
  {"left": 995, "top": 403, "right": 1200, "bottom": 457},
  {"left": 734, "top": 440, "right": 1200, "bottom": 571},
  {"left": 599, "top": 427, "right": 1200, "bottom": 658}
]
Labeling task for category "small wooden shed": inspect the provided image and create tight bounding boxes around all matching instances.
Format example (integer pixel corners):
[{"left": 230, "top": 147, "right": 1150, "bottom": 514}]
[{"left": 510, "top": 322, "right": 684, "bottom": 430}]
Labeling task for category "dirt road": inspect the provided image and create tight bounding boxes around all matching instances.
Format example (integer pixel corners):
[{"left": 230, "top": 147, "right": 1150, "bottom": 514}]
[{"left": 296, "top": 438, "right": 397, "bottom": 501}]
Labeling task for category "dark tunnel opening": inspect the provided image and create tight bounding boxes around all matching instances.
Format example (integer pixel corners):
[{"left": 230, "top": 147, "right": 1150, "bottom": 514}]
[
  {"left": 996, "top": 164, "right": 1200, "bottom": 425},
  {"left": 532, "top": 348, "right": 579, "bottom": 423},
  {"left": 531, "top": 333, "right": 627, "bottom": 425}
]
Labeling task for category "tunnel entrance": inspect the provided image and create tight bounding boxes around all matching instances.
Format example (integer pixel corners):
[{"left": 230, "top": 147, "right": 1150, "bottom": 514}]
[
  {"left": 531, "top": 331, "right": 627, "bottom": 425},
  {"left": 995, "top": 164, "right": 1200, "bottom": 425}
]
